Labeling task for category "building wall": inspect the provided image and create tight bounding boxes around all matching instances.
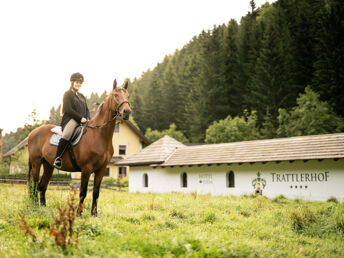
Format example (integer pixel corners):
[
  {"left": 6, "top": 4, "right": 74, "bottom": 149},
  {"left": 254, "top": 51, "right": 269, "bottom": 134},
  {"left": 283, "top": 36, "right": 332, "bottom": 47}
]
[
  {"left": 129, "top": 159, "right": 344, "bottom": 201},
  {"left": 109, "top": 122, "right": 143, "bottom": 179},
  {"left": 9, "top": 147, "right": 29, "bottom": 174},
  {"left": 112, "top": 122, "right": 142, "bottom": 156}
]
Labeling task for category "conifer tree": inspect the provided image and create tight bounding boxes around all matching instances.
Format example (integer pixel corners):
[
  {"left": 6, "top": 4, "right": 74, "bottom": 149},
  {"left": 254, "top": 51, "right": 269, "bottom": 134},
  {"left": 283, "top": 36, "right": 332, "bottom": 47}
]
[{"left": 312, "top": 0, "right": 344, "bottom": 116}]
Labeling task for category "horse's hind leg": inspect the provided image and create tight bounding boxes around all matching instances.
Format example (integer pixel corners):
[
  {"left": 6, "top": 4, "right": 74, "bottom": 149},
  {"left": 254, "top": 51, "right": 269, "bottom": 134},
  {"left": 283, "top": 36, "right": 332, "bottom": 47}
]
[
  {"left": 38, "top": 159, "right": 54, "bottom": 206},
  {"left": 29, "top": 158, "right": 41, "bottom": 203}
]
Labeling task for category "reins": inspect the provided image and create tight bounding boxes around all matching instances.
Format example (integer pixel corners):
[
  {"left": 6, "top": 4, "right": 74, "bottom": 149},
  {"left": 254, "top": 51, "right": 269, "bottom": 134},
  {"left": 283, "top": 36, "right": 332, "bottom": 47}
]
[{"left": 86, "top": 115, "right": 119, "bottom": 129}]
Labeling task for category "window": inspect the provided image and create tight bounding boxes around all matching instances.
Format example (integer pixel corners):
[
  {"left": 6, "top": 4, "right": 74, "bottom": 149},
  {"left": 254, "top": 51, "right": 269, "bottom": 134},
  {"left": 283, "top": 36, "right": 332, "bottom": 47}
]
[
  {"left": 227, "top": 171, "right": 235, "bottom": 188},
  {"left": 118, "top": 167, "right": 127, "bottom": 178},
  {"left": 105, "top": 167, "right": 110, "bottom": 177},
  {"left": 119, "top": 145, "right": 127, "bottom": 155},
  {"left": 181, "top": 172, "right": 187, "bottom": 188},
  {"left": 143, "top": 173, "right": 148, "bottom": 187},
  {"left": 114, "top": 123, "right": 120, "bottom": 133}
]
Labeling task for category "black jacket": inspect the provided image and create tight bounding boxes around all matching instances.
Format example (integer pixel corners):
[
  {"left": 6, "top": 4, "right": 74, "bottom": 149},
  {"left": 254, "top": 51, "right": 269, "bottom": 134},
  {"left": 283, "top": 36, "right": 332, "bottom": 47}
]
[{"left": 61, "top": 90, "right": 90, "bottom": 130}]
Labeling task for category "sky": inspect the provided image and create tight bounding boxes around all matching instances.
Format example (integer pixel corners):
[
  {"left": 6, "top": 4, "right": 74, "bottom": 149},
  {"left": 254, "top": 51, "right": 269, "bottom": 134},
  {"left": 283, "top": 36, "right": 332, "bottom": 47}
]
[{"left": 0, "top": 0, "right": 271, "bottom": 134}]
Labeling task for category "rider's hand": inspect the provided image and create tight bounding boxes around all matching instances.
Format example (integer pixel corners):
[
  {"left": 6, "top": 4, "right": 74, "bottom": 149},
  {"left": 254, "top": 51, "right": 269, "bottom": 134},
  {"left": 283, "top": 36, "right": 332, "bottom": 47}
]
[{"left": 81, "top": 117, "right": 87, "bottom": 123}]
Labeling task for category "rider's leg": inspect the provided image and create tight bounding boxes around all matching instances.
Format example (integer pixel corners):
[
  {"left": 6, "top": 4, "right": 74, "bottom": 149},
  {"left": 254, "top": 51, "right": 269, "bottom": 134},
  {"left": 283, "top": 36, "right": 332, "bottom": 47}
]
[{"left": 53, "top": 119, "right": 78, "bottom": 169}]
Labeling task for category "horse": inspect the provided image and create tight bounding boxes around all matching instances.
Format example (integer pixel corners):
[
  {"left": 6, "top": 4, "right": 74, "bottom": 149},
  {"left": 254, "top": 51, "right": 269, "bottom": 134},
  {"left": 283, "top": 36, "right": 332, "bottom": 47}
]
[{"left": 27, "top": 79, "right": 131, "bottom": 216}]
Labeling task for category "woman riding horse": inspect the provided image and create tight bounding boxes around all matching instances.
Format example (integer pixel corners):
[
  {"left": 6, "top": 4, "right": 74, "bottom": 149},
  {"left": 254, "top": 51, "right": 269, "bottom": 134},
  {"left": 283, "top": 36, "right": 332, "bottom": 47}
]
[
  {"left": 28, "top": 78, "right": 131, "bottom": 216},
  {"left": 54, "top": 72, "right": 90, "bottom": 169}
]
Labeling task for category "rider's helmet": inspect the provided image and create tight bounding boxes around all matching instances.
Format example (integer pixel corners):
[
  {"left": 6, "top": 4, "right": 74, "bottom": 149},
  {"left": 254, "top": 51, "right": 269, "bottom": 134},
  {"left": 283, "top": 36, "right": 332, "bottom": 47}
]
[{"left": 70, "top": 72, "right": 84, "bottom": 82}]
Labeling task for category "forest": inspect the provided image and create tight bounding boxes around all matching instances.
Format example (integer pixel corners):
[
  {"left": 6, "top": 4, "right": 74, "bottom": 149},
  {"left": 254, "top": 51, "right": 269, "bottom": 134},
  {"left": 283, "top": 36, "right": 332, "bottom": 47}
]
[
  {"left": 2, "top": 0, "right": 344, "bottom": 154},
  {"left": 129, "top": 0, "right": 344, "bottom": 142}
]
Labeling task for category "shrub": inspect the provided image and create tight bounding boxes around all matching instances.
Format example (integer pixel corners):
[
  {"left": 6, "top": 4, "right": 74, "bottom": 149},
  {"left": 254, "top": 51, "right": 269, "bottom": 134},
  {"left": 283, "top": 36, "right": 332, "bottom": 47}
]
[
  {"left": 0, "top": 160, "right": 10, "bottom": 175},
  {"left": 335, "top": 203, "right": 344, "bottom": 233},
  {"left": 49, "top": 188, "right": 81, "bottom": 248},
  {"left": 327, "top": 196, "right": 339, "bottom": 203},
  {"left": 290, "top": 206, "right": 316, "bottom": 232},
  {"left": 119, "top": 178, "right": 128, "bottom": 187},
  {"left": 272, "top": 195, "right": 288, "bottom": 203},
  {"left": 18, "top": 188, "right": 84, "bottom": 249},
  {"left": 290, "top": 204, "right": 344, "bottom": 237}
]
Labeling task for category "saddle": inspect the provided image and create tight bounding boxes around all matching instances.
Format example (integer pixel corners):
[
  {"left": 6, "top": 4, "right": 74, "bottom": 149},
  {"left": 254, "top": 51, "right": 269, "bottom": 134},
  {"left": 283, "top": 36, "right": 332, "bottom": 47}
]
[
  {"left": 49, "top": 124, "right": 86, "bottom": 146},
  {"left": 50, "top": 124, "right": 87, "bottom": 171}
]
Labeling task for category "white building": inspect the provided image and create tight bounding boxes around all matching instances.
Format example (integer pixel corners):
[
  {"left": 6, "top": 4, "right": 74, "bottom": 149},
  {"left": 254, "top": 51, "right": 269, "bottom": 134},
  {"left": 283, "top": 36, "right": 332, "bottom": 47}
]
[{"left": 116, "top": 133, "right": 344, "bottom": 201}]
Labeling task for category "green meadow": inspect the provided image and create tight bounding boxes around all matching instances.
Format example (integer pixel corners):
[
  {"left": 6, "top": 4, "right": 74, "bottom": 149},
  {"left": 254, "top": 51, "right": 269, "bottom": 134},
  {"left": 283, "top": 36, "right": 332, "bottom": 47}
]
[{"left": 0, "top": 184, "right": 343, "bottom": 257}]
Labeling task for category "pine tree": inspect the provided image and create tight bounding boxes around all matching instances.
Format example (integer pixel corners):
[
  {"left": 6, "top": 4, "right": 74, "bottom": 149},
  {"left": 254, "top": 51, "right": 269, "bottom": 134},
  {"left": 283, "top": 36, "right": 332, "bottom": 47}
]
[
  {"left": 223, "top": 19, "right": 241, "bottom": 117},
  {"left": 248, "top": 3, "right": 297, "bottom": 128},
  {"left": 312, "top": 0, "right": 344, "bottom": 116}
]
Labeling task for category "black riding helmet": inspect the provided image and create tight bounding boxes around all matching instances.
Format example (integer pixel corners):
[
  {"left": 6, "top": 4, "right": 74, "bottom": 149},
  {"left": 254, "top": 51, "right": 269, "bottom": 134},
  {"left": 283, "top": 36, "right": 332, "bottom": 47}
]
[{"left": 70, "top": 72, "right": 84, "bottom": 82}]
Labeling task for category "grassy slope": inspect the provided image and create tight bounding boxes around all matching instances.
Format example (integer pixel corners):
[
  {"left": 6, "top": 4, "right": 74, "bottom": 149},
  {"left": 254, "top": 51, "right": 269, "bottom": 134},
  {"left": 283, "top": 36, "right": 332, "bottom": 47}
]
[{"left": 0, "top": 184, "right": 343, "bottom": 257}]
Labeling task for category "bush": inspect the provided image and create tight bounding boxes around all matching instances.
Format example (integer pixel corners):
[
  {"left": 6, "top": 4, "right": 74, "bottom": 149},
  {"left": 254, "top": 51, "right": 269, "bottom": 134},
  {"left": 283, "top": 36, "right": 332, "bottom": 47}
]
[
  {"left": 119, "top": 178, "right": 128, "bottom": 187},
  {"left": 0, "top": 160, "right": 10, "bottom": 175},
  {"left": 145, "top": 123, "right": 188, "bottom": 143},
  {"left": 327, "top": 196, "right": 339, "bottom": 203},
  {"left": 336, "top": 203, "right": 344, "bottom": 233},
  {"left": 18, "top": 188, "right": 84, "bottom": 249},
  {"left": 272, "top": 194, "right": 288, "bottom": 203},
  {"left": 290, "top": 204, "right": 344, "bottom": 237},
  {"left": 290, "top": 206, "right": 316, "bottom": 232},
  {"left": 205, "top": 110, "right": 260, "bottom": 144}
]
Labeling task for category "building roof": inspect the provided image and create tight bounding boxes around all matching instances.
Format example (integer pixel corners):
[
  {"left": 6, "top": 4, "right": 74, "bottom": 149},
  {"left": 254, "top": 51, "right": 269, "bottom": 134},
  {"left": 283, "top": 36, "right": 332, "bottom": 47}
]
[
  {"left": 2, "top": 137, "right": 28, "bottom": 159},
  {"left": 116, "top": 135, "right": 185, "bottom": 166},
  {"left": 117, "top": 133, "right": 344, "bottom": 167}
]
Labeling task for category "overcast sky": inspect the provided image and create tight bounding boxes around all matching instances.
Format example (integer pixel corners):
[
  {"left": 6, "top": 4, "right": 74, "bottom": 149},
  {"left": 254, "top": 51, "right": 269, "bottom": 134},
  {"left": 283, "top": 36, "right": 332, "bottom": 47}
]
[{"left": 0, "top": 0, "right": 271, "bottom": 134}]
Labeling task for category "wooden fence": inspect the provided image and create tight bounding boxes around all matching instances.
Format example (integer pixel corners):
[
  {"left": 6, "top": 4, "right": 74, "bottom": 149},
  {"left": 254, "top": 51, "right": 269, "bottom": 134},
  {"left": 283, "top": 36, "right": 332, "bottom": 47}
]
[{"left": 0, "top": 176, "right": 126, "bottom": 191}]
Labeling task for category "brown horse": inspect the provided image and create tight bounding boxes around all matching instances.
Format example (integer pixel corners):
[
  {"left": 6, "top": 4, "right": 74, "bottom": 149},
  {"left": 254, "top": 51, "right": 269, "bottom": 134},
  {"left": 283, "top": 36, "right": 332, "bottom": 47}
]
[{"left": 28, "top": 79, "right": 131, "bottom": 216}]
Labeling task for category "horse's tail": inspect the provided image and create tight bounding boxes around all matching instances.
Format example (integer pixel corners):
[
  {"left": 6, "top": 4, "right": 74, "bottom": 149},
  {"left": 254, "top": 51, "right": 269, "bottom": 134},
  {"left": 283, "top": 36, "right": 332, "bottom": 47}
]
[{"left": 28, "top": 159, "right": 32, "bottom": 182}]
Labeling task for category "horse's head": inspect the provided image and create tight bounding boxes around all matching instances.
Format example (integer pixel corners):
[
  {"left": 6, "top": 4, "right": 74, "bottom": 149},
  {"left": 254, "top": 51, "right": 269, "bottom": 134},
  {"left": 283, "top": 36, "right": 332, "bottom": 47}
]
[{"left": 111, "top": 79, "right": 132, "bottom": 120}]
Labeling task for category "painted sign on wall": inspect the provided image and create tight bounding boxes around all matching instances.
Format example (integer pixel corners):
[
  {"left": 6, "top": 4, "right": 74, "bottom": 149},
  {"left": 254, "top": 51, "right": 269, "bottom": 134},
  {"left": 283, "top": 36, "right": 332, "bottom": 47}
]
[
  {"left": 271, "top": 172, "right": 329, "bottom": 183},
  {"left": 199, "top": 174, "right": 212, "bottom": 184}
]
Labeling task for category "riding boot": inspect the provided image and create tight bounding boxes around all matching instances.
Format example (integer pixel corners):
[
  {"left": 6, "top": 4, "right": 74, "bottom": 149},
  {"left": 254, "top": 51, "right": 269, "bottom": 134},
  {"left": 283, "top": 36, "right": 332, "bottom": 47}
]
[{"left": 53, "top": 138, "right": 70, "bottom": 169}]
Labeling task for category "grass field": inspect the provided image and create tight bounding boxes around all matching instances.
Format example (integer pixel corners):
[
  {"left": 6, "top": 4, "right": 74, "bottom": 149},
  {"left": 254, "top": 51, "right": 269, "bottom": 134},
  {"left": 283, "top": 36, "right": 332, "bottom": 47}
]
[{"left": 0, "top": 184, "right": 343, "bottom": 257}]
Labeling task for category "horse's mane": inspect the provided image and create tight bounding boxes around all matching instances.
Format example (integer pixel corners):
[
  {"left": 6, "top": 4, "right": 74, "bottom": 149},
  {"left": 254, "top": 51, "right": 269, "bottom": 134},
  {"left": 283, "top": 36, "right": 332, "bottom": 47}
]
[{"left": 97, "top": 102, "right": 104, "bottom": 113}]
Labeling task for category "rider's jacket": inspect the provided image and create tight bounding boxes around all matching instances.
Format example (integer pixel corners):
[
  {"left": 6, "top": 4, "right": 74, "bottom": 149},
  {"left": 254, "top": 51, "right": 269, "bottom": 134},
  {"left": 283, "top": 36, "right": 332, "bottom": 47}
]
[{"left": 61, "top": 89, "right": 90, "bottom": 130}]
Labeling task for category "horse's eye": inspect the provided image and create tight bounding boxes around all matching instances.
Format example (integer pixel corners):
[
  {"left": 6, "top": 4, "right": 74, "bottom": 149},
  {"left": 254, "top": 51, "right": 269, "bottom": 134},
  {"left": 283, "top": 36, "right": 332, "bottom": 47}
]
[{"left": 114, "top": 94, "right": 119, "bottom": 98}]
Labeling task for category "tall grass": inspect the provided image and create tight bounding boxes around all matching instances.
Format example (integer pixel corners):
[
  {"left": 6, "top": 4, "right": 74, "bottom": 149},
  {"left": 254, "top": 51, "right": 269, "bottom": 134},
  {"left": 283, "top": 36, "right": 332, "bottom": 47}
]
[{"left": 0, "top": 184, "right": 343, "bottom": 257}]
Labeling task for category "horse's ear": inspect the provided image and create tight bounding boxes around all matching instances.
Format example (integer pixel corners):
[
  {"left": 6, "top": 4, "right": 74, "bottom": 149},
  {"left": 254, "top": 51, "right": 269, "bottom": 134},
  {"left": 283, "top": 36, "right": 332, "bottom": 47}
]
[
  {"left": 123, "top": 80, "right": 129, "bottom": 89},
  {"left": 113, "top": 79, "right": 117, "bottom": 89}
]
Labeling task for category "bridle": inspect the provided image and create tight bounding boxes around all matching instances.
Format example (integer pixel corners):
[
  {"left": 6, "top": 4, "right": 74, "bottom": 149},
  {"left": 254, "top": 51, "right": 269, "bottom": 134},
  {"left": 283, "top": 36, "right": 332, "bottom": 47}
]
[{"left": 87, "top": 91, "right": 129, "bottom": 129}]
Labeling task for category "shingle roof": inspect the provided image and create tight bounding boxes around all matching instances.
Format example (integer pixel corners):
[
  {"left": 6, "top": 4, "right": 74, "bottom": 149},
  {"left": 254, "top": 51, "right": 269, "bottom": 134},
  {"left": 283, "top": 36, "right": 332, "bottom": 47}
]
[
  {"left": 116, "top": 135, "right": 185, "bottom": 166},
  {"left": 117, "top": 133, "right": 344, "bottom": 167},
  {"left": 2, "top": 137, "right": 28, "bottom": 158}
]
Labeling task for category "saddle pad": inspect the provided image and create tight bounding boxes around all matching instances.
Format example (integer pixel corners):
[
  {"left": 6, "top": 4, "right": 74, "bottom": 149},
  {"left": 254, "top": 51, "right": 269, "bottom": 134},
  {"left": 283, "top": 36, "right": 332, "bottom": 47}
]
[
  {"left": 51, "top": 126, "right": 63, "bottom": 135},
  {"left": 49, "top": 126, "right": 84, "bottom": 146}
]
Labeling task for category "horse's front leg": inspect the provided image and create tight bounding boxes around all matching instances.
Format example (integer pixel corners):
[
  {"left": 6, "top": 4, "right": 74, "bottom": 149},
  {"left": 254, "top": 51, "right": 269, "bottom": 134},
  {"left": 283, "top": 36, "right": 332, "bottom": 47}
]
[
  {"left": 77, "top": 171, "right": 91, "bottom": 216},
  {"left": 91, "top": 166, "right": 106, "bottom": 216}
]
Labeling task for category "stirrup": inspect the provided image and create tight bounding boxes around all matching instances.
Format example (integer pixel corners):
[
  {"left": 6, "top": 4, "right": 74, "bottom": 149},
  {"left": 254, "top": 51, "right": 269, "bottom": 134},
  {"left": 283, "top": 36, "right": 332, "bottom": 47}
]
[{"left": 54, "top": 157, "right": 62, "bottom": 169}]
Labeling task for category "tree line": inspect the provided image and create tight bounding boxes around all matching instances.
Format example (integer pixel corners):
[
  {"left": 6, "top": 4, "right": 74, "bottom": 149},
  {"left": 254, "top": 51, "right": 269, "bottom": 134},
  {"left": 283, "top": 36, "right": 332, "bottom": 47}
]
[
  {"left": 2, "top": 91, "right": 108, "bottom": 154},
  {"left": 129, "top": 0, "right": 344, "bottom": 143},
  {"left": 2, "top": 0, "right": 343, "bottom": 153}
]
